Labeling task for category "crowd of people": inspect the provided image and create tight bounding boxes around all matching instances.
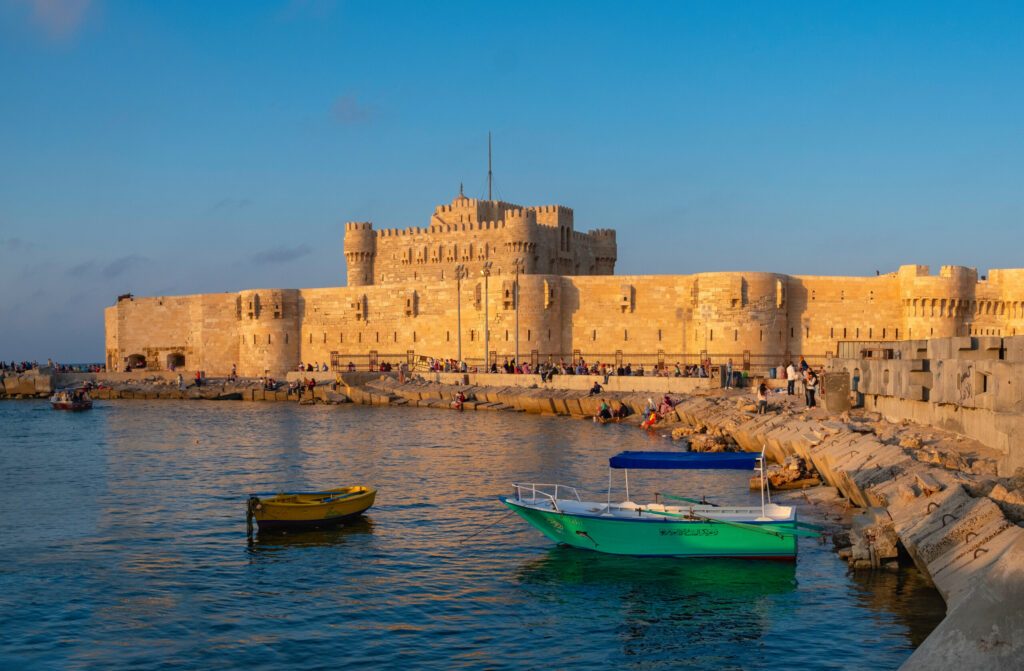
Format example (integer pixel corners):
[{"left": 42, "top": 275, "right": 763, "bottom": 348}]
[
  {"left": 1, "top": 359, "right": 105, "bottom": 373},
  {"left": 755, "top": 356, "right": 822, "bottom": 412}
]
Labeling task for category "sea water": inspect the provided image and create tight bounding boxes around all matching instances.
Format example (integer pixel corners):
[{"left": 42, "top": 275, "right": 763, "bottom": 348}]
[{"left": 0, "top": 401, "right": 945, "bottom": 670}]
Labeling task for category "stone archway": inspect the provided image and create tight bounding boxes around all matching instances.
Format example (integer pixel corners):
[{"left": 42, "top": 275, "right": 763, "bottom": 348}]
[
  {"left": 166, "top": 353, "right": 185, "bottom": 370},
  {"left": 126, "top": 353, "right": 147, "bottom": 370}
]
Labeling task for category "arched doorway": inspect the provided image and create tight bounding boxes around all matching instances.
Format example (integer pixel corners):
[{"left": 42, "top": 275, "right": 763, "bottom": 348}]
[
  {"left": 126, "top": 354, "right": 147, "bottom": 370},
  {"left": 166, "top": 353, "right": 185, "bottom": 370}
]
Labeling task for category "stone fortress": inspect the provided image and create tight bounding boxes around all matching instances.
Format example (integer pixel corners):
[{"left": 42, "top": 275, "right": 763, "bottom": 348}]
[{"left": 105, "top": 191, "right": 1024, "bottom": 377}]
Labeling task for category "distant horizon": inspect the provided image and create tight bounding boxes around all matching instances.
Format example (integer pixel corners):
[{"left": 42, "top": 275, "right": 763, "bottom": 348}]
[{"left": 2, "top": 1, "right": 1022, "bottom": 361}]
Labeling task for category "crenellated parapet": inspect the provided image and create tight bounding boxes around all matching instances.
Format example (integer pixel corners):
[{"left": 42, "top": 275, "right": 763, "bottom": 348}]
[
  {"left": 898, "top": 265, "right": 977, "bottom": 338},
  {"left": 349, "top": 192, "right": 617, "bottom": 285}
]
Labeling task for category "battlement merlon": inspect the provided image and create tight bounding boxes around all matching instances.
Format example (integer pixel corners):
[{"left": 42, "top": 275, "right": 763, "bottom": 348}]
[{"left": 343, "top": 196, "right": 617, "bottom": 286}]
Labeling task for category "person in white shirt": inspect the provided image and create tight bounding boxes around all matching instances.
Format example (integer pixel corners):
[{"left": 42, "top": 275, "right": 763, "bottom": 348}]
[{"left": 786, "top": 362, "right": 798, "bottom": 396}]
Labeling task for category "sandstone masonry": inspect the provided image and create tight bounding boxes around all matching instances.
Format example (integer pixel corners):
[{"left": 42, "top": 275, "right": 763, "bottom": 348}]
[{"left": 105, "top": 192, "right": 1024, "bottom": 378}]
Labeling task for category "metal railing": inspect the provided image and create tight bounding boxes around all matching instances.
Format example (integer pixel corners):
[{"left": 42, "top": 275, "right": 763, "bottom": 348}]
[
  {"left": 511, "top": 483, "right": 582, "bottom": 512},
  {"left": 328, "top": 350, "right": 833, "bottom": 377}
]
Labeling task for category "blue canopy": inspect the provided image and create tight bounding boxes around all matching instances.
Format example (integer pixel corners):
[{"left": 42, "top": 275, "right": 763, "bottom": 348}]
[{"left": 608, "top": 451, "right": 757, "bottom": 470}]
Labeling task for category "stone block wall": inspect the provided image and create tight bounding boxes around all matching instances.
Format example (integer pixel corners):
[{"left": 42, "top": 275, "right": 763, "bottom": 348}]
[{"left": 831, "top": 335, "right": 1024, "bottom": 472}]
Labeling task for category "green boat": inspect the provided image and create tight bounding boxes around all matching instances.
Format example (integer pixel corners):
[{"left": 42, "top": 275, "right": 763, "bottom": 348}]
[{"left": 501, "top": 450, "right": 819, "bottom": 561}]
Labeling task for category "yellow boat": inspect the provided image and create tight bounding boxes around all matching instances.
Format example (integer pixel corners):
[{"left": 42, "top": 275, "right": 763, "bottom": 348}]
[{"left": 246, "top": 486, "right": 376, "bottom": 533}]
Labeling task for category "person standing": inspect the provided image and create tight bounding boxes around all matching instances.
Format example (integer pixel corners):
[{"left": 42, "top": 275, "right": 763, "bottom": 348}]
[
  {"left": 726, "top": 358, "right": 734, "bottom": 389},
  {"left": 756, "top": 381, "right": 769, "bottom": 414},
  {"left": 786, "top": 362, "right": 797, "bottom": 396},
  {"left": 805, "top": 370, "right": 818, "bottom": 408}
]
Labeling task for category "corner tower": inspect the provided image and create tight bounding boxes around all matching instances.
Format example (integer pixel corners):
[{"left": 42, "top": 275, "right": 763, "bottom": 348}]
[{"left": 344, "top": 221, "right": 376, "bottom": 286}]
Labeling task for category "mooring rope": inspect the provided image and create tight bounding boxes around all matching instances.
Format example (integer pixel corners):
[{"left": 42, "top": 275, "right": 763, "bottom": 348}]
[{"left": 458, "top": 509, "right": 515, "bottom": 545}]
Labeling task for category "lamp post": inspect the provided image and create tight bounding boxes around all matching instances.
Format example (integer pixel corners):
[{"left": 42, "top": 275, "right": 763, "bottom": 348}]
[
  {"left": 513, "top": 258, "right": 524, "bottom": 368},
  {"left": 481, "top": 261, "right": 492, "bottom": 371},
  {"left": 455, "top": 264, "right": 467, "bottom": 363}
]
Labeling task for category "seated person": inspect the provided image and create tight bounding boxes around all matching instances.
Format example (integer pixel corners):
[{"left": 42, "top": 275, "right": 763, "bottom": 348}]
[{"left": 756, "top": 381, "right": 769, "bottom": 414}]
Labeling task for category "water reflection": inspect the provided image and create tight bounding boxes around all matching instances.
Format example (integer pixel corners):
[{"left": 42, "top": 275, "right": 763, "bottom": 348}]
[
  {"left": 515, "top": 548, "right": 797, "bottom": 667},
  {"left": 850, "top": 568, "right": 947, "bottom": 647},
  {"left": 249, "top": 517, "right": 376, "bottom": 552},
  {"left": 518, "top": 546, "right": 796, "bottom": 595}
]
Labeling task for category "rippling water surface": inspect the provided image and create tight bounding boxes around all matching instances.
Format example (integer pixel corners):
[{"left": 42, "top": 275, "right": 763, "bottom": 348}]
[{"left": 0, "top": 400, "right": 945, "bottom": 670}]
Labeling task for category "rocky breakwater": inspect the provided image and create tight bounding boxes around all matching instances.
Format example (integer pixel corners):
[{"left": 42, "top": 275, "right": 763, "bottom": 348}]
[
  {"left": 670, "top": 395, "right": 1024, "bottom": 670},
  {"left": 87, "top": 374, "right": 353, "bottom": 404},
  {"left": 0, "top": 371, "right": 53, "bottom": 398},
  {"left": 360, "top": 375, "right": 679, "bottom": 421}
]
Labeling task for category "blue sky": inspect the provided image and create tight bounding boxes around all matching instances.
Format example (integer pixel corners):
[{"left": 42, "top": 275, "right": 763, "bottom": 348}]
[{"left": 1, "top": 1, "right": 1022, "bottom": 361}]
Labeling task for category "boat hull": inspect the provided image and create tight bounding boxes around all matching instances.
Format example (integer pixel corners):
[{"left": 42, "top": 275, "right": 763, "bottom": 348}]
[
  {"left": 502, "top": 498, "right": 797, "bottom": 560},
  {"left": 51, "top": 401, "right": 93, "bottom": 411},
  {"left": 253, "top": 487, "right": 376, "bottom": 532}
]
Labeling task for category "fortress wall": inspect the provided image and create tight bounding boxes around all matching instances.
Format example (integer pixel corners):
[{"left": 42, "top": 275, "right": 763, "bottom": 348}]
[
  {"left": 788, "top": 274, "right": 903, "bottom": 357},
  {"left": 103, "top": 188, "right": 1022, "bottom": 377},
  {"left": 561, "top": 273, "right": 790, "bottom": 366},
  {"left": 293, "top": 274, "right": 565, "bottom": 368},
  {"left": 107, "top": 295, "right": 203, "bottom": 372},
  {"left": 372, "top": 224, "right": 508, "bottom": 285},
  {"left": 561, "top": 275, "right": 692, "bottom": 358},
  {"left": 107, "top": 266, "right": 1023, "bottom": 377},
  {"left": 198, "top": 294, "right": 240, "bottom": 374}
]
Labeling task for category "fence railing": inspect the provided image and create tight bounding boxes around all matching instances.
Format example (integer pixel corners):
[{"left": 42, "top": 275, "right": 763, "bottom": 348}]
[
  {"left": 326, "top": 350, "right": 831, "bottom": 376},
  {"left": 835, "top": 341, "right": 903, "bottom": 360}
]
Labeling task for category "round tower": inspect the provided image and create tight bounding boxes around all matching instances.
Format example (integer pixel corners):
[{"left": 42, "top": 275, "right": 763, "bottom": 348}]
[
  {"left": 688, "top": 272, "right": 789, "bottom": 362},
  {"left": 237, "top": 289, "right": 300, "bottom": 377},
  {"left": 502, "top": 208, "right": 539, "bottom": 273},
  {"left": 897, "top": 265, "right": 975, "bottom": 339},
  {"left": 344, "top": 222, "right": 376, "bottom": 286}
]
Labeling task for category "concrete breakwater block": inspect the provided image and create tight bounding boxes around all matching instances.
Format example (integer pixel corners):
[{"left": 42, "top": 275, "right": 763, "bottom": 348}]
[
  {"left": 659, "top": 392, "right": 1024, "bottom": 668},
  {"left": 2, "top": 373, "right": 52, "bottom": 396},
  {"left": 901, "top": 539, "right": 1024, "bottom": 670}
]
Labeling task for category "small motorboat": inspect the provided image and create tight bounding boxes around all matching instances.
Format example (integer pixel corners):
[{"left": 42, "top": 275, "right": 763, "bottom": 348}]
[
  {"left": 501, "top": 450, "right": 820, "bottom": 560},
  {"left": 50, "top": 389, "right": 93, "bottom": 411},
  {"left": 246, "top": 485, "right": 376, "bottom": 533}
]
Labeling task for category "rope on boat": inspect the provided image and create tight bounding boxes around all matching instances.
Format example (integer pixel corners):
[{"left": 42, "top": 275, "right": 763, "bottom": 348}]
[
  {"left": 458, "top": 509, "right": 515, "bottom": 545},
  {"left": 642, "top": 508, "right": 821, "bottom": 539},
  {"left": 657, "top": 492, "right": 719, "bottom": 507}
]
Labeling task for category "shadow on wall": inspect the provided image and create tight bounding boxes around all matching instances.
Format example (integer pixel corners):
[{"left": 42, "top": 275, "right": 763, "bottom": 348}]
[{"left": 561, "top": 279, "right": 580, "bottom": 352}]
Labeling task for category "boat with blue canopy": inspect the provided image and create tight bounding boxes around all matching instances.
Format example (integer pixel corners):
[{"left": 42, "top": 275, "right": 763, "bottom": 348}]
[{"left": 501, "top": 449, "right": 819, "bottom": 560}]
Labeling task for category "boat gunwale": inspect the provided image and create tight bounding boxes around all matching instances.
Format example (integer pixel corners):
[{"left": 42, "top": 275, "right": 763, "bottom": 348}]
[
  {"left": 258, "top": 487, "right": 375, "bottom": 508},
  {"left": 500, "top": 496, "right": 797, "bottom": 526}
]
